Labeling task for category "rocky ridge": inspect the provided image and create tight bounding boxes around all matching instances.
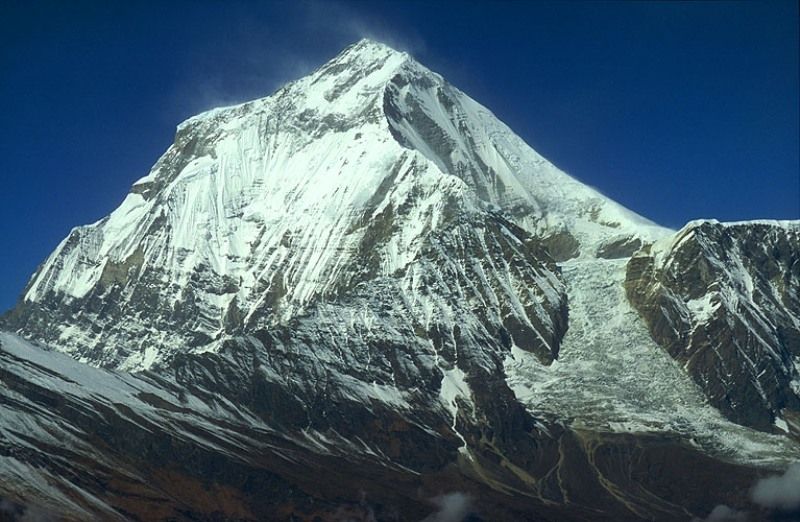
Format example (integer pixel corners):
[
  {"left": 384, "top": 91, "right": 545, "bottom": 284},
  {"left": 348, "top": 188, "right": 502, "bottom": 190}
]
[{"left": 625, "top": 220, "right": 800, "bottom": 433}]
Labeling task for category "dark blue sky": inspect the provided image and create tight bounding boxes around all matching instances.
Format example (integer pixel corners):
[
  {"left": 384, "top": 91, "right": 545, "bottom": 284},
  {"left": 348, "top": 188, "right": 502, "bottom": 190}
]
[{"left": 1, "top": 1, "right": 798, "bottom": 311}]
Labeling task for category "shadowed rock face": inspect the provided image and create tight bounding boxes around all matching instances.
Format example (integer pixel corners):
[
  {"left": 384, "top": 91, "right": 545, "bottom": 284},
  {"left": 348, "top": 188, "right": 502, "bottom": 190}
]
[
  {"left": 625, "top": 221, "right": 800, "bottom": 432},
  {"left": 596, "top": 234, "right": 642, "bottom": 259}
]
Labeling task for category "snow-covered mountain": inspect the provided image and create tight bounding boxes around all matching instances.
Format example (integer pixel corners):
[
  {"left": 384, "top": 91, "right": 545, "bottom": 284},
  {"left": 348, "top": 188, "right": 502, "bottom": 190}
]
[
  {"left": 9, "top": 39, "right": 664, "bottom": 372},
  {"left": 1, "top": 39, "right": 798, "bottom": 521}
]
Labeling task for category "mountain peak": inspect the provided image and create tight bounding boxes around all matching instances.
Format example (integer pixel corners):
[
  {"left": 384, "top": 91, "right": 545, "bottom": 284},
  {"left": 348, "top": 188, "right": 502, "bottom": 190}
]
[
  {"left": 304, "top": 38, "right": 411, "bottom": 94},
  {"left": 343, "top": 37, "right": 407, "bottom": 59},
  {"left": 12, "top": 38, "right": 669, "bottom": 371},
  {"left": 172, "top": 39, "right": 410, "bottom": 133},
  {"left": 3, "top": 35, "right": 799, "bottom": 522},
  {"left": 323, "top": 38, "right": 406, "bottom": 68}
]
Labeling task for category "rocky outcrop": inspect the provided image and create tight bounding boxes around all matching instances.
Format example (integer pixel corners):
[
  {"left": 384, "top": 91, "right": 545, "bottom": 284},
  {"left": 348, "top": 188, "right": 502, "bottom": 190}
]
[
  {"left": 596, "top": 234, "right": 643, "bottom": 259},
  {"left": 540, "top": 230, "right": 581, "bottom": 261},
  {"left": 625, "top": 220, "right": 800, "bottom": 432}
]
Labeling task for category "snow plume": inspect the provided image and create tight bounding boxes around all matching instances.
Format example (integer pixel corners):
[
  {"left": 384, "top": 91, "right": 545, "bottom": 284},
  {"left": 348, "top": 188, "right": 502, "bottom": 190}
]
[
  {"left": 170, "top": 1, "right": 425, "bottom": 121},
  {"left": 172, "top": 10, "right": 317, "bottom": 115},
  {"left": 422, "top": 492, "right": 473, "bottom": 522},
  {"left": 751, "top": 462, "right": 800, "bottom": 511},
  {"left": 301, "top": 0, "right": 425, "bottom": 56}
]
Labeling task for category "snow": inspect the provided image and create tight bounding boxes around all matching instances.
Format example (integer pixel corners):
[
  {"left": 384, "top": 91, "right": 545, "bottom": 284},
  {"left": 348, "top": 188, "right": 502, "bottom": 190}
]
[
  {"left": 721, "top": 219, "right": 800, "bottom": 229},
  {"left": 686, "top": 293, "right": 720, "bottom": 324},
  {"left": 438, "top": 366, "right": 473, "bottom": 457},
  {"left": 0, "top": 331, "right": 282, "bottom": 461},
  {"left": 439, "top": 367, "right": 470, "bottom": 416},
  {"left": 792, "top": 358, "right": 800, "bottom": 396},
  {"left": 0, "top": 456, "right": 104, "bottom": 519}
]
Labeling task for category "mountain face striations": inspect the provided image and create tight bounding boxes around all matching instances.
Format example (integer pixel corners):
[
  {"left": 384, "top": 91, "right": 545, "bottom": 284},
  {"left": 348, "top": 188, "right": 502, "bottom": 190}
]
[{"left": 1, "top": 40, "right": 798, "bottom": 521}]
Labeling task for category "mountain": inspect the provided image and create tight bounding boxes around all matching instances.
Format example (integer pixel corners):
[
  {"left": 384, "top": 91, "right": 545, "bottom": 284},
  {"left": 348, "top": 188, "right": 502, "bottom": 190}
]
[
  {"left": 7, "top": 39, "right": 664, "bottom": 372},
  {"left": 1, "top": 39, "right": 798, "bottom": 521}
]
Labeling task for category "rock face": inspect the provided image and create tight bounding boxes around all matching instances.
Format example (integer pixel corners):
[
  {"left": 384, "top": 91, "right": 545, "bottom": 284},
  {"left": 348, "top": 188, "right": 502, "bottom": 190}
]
[
  {"left": 625, "top": 220, "right": 800, "bottom": 432},
  {"left": 596, "top": 234, "right": 643, "bottom": 259},
  {"left": 1, "top": 39, "right": 799, "bottom": 521}
]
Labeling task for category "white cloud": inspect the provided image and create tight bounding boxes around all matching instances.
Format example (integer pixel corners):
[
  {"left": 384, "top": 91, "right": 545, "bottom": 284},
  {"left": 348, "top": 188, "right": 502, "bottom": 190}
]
[
  {"left": 751, "top": 462, "right": 800, "bottom": 511},
  {"left": 422, "top": 492, "right": 473, "bottom": 522},
  {"left": 692, "top": 504, "right": 747, "bottom": 522}
]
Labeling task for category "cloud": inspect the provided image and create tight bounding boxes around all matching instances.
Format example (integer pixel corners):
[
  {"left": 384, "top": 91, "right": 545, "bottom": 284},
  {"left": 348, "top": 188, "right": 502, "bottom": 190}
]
[
  {"left": 751, "top": 462, "right": 800, "bottom": 512},
  {"left": 691, "top": 462, "right": 800, "bottom": 521},
  {"left": 421, "top": 492, "right": 473, "bottom": 522},
  {"left": 692, "top": 504, "right": 747, "bottom": 522}
]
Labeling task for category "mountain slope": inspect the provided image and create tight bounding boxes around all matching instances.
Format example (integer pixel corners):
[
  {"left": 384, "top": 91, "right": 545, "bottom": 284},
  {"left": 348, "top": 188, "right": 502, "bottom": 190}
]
[{"left": 0, "top": 333, "right": 775, "bottom": 521}]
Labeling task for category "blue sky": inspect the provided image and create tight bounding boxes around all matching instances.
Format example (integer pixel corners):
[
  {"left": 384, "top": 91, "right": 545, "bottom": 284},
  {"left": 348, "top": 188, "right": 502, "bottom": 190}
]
[{"left": 1, "top": 0, "right": 798, "bottom": 311}]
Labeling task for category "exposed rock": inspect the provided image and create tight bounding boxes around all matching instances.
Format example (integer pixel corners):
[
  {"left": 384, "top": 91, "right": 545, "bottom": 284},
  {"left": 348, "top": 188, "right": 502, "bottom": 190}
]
[
  {"left": 596, "top": 234, "right": 643, "bottom": 259},
  {"left": 540, "top": 230, "right": 581, "bottom": 261},
  {"left": 0, "top": 334, "right": 769, "bottom": 521},
  {"left": 625, "top": 220, "right": 800, "bottom": 431}
]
